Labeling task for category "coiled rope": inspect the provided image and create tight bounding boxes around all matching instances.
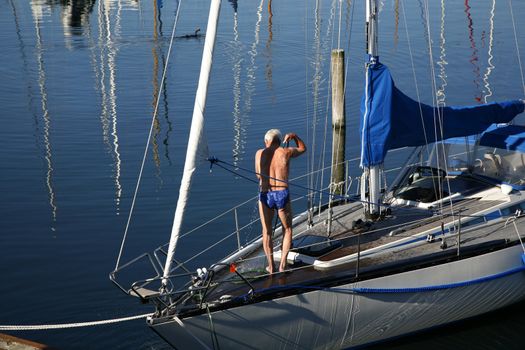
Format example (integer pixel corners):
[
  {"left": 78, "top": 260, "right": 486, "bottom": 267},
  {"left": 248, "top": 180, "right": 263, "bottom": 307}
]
[{"left": 0, "top": 313, "right": 153, "bottom": 331}]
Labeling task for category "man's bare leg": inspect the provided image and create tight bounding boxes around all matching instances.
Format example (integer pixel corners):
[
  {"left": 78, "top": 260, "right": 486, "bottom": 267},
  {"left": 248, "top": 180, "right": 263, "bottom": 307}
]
[
  {"left": 278, "top": 201, "right": 293, "bottom": 272},
  {"left": 259, "top": 201, "right": 275, "bottom": 274}
]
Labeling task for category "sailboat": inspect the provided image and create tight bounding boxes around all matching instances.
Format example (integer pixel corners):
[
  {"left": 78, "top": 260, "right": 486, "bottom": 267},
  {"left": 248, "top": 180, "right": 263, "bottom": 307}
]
[{"left": 111, "top": 0, "right": 525, "bottom": 348}]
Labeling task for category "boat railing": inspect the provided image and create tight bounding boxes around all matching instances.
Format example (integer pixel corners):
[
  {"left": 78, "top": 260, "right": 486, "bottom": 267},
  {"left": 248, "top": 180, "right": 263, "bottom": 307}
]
[
  {"left": 113, "top": 200, "right": 525, "bottom": 308},
  {"left": 118, "top": 211, "right": 482, "bottom": 306},
  {"left": 110, "top": 252, "right": 161, "bottom": 296},
  {"left": 111, "top": 148, "right": 415, "bottom": 300}
]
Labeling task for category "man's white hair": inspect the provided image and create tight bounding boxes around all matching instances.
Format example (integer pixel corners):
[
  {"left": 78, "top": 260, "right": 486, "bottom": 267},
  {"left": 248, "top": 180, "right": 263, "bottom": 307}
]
[{"left": 264, "top": 129, "right": 282, "bottom": 144}]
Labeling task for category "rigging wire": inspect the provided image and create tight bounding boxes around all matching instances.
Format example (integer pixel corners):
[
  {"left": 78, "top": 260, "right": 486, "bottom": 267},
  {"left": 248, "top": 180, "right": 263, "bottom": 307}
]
[
  {"left": 328, "top": 0, "right": 346, "bottom": 225},
  {"left": 508, "top": 0, "right": 525, "bottom": 98},
  {"left": 400, "top": 1, "right": 431, "bottom": 160},
  {"left": 337, "top": 0, "right": 343, "bottom": 49},
  {"left": 115, "top": 0, "right": 182, "bottom": 270},
  {"left": 400, "top": 0, "right": 441, "bottom": 209},
  {"left": 305, "top": 0, "right": 310, "bottom": 221},
  {"left": 307, "top": 0, "right": 321, "bottom": 223},
  {"left": 317, "top": 0, "right": 338, "bottom": 215},
  {"left": 208, "top": 157, "right": 488, "bottom": 217},
  {"left": 163, "top": 154, "right": 520, "bottom": 274},
  {"left": 421, "top": 0, "right": 456, "bottom": 220}
]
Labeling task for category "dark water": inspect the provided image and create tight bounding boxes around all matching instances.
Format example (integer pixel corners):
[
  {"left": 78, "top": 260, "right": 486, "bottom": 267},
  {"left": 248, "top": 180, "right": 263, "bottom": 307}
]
[{"left": 1, "top": 0, "right": 525, "bottom": 349}]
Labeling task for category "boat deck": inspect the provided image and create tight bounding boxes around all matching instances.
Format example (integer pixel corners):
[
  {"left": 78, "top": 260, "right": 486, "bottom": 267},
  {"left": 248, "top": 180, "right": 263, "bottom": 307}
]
[{"left": 191, "top": 187, "right": 524, "bottom": 308}]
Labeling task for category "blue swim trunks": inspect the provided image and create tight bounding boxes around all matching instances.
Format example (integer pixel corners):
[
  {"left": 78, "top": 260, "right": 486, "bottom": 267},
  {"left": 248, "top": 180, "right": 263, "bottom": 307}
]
[{"left": 259, "top": 189, "right": 290, "bottom": 210}]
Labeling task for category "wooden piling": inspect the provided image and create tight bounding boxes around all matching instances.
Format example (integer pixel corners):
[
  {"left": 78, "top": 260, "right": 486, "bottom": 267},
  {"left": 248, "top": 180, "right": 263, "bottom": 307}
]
[{"left": 330, "top": 49, "right": 346, "bottom": 197}]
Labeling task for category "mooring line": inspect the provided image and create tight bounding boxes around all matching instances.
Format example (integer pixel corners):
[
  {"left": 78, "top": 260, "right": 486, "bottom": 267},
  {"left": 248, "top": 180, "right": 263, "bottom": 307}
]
[{"left": 0, "top": 313, "right": 153, "bottom": 331}]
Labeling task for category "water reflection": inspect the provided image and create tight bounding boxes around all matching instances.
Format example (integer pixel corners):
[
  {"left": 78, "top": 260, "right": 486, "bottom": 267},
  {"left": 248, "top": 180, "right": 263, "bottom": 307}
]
[
  {"left": 156, "top": 0, "right": 173, "bottom": 168},
  {"left": 231, "top": 1, "right": 243, "bottom": 167},
  {"left": 416, "top": 0, "right": 430, "bottom": 51},
  {"left": 31, "top": 0, "right": 58, "bottom": 231},
  {"left": 30, "top": 0, "right": 140, "bottom": 31},
  {"left": 265, "top": 0, "right": 274, "bottom": 98},
  {"left": 393, "top": 0, "right": 399, "bottom": 49},
  {"left": 228, "top": 0, "right": 238, "bottom": 13},
  {"left": 308, "top": 0, "right": 324, "bottom": 211},
  {"left": 314, "top": 0, "right": 338, "bottom": 210},
  {"left": 241, "top": 0, "right": 265, "bottom": 159},
  {"left": 89, "top": 0, "right": 123, "bottom": 213},
  {"left": 482, "top": 0, "right": 496, "bottom": 103},
  {"left": 464, "top": 0, "right": 483, "bottom": 103},
  {"left": 9, "top": 0, "right": 40, "bottom": 148},
  {"left": 436, "top": 0, "right": 448, "bottom": 107},
  {"left": 230, "top": 0, "right": 265, "bottom": 167},
  {"left": 151, "top": 0, "right": 173, "bottom": 184},
  {"left": 151, "top": 0, "right": 162, "bottom": 183},
  {"left": 59, "top": 0, "right": 96, "bottom": 45}
]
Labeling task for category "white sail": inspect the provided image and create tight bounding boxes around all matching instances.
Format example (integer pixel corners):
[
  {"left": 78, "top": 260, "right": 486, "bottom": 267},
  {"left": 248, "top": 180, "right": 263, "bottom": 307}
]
[{"left": 163, "top": 0, "right": 222, "bottom": 281}]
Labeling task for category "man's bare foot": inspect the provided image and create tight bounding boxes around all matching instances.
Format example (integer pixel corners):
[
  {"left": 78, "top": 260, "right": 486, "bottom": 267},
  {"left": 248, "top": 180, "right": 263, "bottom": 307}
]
[
  {"left": 279, "top": 265, "right": 292, "bottom": 273},
  {"left": 266, "top": 266, "right": 276, "bottom": 274}
]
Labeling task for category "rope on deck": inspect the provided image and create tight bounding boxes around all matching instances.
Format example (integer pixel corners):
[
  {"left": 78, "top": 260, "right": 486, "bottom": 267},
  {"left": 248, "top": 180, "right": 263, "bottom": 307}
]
[{"left": 0, "top": 313, "right": 153, "bottom": 331}]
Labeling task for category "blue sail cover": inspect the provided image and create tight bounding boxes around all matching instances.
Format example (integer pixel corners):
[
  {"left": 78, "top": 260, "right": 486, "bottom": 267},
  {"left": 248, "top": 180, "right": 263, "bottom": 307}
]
[
  {"left": 360, "top": 63, "right": 525, "bottom": 167},
  {"left": 479, "top": 124, "right": 525, "bottom": 151},
  {"left": 447, "top": 124, "right": 525, "bottom": 151}
]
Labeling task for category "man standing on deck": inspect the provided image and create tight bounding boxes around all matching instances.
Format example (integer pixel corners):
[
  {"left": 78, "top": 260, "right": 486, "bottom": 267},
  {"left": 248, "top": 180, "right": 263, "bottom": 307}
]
[{"left": 255, "top": 129, "right": 306, "bottom": 274}]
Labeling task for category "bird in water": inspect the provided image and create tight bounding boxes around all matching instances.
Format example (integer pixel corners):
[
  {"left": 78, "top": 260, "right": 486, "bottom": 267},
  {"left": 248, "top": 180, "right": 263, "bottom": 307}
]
[{"left": 178, "top": 27, "right": 204, "bottom": 39}]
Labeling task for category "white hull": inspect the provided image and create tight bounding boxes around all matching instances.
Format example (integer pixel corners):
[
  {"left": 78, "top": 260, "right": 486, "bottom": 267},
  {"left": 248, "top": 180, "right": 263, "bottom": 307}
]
[{"left": 149, "top": 244, "right": 525, "bottom": 349}]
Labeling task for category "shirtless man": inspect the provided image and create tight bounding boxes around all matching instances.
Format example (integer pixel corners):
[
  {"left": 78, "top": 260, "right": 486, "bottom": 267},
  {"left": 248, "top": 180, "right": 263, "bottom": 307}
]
[{"left": 255, "top": 129, "right": 306, "bottom": 274}]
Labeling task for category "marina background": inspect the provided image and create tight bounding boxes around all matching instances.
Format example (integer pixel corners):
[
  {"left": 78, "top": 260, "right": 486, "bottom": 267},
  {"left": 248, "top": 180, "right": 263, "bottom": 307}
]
[{"left": 1, "top": 0, "right": 525, "bottom": 349}]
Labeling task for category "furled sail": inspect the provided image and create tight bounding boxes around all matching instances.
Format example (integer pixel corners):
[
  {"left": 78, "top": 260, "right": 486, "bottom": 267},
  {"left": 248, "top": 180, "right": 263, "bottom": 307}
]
[
  {"left": 360, "top": 63, "right": 525, "bottom": 167},
  {"left": 163, "top": 0, "right": 221, "bottom": 282}
]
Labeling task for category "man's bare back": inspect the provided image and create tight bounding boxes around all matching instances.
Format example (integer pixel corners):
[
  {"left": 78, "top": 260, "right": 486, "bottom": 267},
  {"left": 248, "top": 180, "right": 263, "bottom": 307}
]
[
  {"left": 255, "top": 129, "right": 306, "bottom": 274},
  {"left": 255, "top": 147, "right": 292, "bottom": 191}
]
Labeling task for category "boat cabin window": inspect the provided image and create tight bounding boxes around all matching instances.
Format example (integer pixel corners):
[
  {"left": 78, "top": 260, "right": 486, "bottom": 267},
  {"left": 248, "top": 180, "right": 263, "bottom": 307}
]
[
  {"left": 390, "top": 142, "right": 524, "bottom": 205},
  {"left": 436, "top": 143, "right": 525, "bottom": 189}
]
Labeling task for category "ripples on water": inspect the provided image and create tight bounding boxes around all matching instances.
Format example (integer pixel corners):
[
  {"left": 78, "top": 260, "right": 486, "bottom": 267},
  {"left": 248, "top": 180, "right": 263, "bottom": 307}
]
[{"left": 1, "top": 0, "right": 524, "bottom": 349}]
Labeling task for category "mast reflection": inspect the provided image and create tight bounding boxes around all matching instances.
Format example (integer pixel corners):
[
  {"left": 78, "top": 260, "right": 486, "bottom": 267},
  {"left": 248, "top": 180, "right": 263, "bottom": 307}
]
[
  {"left": 90, "top": 0, "right": 123, "bottom": 213},
  {"left": 30, "top": 0, "right": 58, "bottom": 230},
  {"left": 60, "top": 0, "right": 96, "bottom": 48},
  {"left": 151, "top": 0, "right": 163, "bottom": 183},
  {"left": 436, "top": 0, "right": 448, "bottom": 107},
  {"left": 394, "top": 0, "right": 399, "bottom": 49},
  {"left": 464, "top": 0, "right": 483, "bottom": 102},
  {"left": 231, "top": 1, "right": 243, "bottom": 168},
  {"left": 265, "top": 0, "right": 274, "bottom": 97},
  {"left": 151, "top": 0, "right": 173, "bottom": 184},
  {"left": 482, "top": 0, "right": 495, "bottom": 103},
  {"left": 240, "top": 0, "right": 264, "bottom": 162},
  {"left": 228, "top": 0, "right": 238, "bottom": 12}
]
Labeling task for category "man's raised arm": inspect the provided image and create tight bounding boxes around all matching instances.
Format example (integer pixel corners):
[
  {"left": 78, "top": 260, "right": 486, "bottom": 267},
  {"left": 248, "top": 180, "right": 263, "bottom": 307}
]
[{"left": 283, "top": 133, "right": 306, "bottom": 158}]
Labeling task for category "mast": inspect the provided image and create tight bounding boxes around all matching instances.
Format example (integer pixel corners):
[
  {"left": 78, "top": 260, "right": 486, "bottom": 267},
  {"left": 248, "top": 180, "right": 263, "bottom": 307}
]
[
  {"left": 163, "top": 0, "right": 222, "bottom": 283},
  {"left": 362, "top": 0, "right": 381, "bottom": 217}
]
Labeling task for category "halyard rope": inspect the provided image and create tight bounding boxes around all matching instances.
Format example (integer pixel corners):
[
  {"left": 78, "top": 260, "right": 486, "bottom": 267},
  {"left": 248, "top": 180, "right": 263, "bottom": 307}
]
[{"left": 0, "top": 313, "right": 153, "bottom": 331}]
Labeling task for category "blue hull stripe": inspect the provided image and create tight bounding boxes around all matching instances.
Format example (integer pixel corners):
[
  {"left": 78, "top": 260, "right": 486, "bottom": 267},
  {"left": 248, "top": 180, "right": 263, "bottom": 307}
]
[{"left": 353, "top": 265, "right": 525, "bottom": 294}]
